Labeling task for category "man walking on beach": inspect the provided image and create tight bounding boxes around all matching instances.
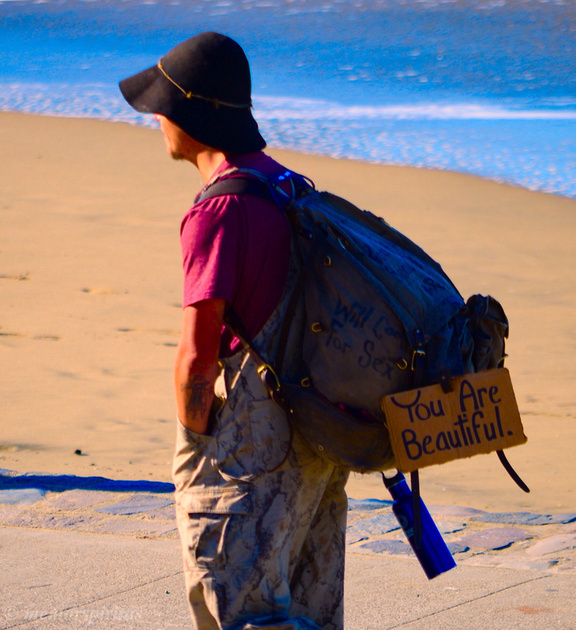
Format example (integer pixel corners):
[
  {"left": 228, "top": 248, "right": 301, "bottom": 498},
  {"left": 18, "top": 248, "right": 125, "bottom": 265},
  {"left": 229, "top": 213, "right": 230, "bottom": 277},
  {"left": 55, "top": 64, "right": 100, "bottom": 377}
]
[{"left": 119, "top": 32, "right": 348, "bottom": 629}]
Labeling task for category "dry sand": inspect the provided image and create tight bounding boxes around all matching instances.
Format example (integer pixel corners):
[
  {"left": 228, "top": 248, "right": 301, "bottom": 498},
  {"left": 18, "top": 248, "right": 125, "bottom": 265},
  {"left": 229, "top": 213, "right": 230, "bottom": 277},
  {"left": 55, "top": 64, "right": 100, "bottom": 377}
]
[{"left": 1, "top": 111, "right": 575, "bottom": 514}]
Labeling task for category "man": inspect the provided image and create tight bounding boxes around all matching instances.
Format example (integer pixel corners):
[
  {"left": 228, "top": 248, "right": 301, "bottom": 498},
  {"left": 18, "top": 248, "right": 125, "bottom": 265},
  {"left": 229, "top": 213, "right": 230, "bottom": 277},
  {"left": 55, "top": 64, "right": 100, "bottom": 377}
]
[{"left": 119, "top": 32, "right": 348, "bottom": 630}]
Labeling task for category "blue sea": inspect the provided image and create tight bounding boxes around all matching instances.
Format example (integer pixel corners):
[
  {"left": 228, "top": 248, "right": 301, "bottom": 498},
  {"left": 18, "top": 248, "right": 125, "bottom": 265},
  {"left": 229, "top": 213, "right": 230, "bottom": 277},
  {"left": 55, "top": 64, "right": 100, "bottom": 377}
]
[{"left": 1, "top": 0, "right": 576, "bottom": 198}]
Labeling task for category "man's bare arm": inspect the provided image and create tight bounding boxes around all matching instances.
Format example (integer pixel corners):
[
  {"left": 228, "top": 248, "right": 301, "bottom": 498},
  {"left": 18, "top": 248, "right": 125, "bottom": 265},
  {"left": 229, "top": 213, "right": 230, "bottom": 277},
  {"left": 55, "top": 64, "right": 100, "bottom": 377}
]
[{"left": 174, "top": 298, "right": 226, "bottom": 434}]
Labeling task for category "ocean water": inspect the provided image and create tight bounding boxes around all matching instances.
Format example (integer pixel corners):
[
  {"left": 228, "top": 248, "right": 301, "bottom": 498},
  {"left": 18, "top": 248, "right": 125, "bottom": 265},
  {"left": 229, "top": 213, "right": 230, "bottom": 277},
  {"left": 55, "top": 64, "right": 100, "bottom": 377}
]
[{"left": 1, "top": 0, "right": 575, "bottom": 198}]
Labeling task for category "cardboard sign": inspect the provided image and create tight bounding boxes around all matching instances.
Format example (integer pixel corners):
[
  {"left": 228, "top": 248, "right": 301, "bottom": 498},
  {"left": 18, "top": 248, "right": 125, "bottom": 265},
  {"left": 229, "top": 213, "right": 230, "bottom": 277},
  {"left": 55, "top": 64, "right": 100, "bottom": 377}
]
[{"left": 381, "top": 368, "right": 527, "bottom": 473}]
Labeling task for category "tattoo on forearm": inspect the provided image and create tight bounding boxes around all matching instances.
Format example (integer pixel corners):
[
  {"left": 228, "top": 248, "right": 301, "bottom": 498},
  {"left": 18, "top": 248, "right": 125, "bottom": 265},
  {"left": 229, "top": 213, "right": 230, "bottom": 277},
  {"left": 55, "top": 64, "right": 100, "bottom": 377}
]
[{"left": 184, "top": 375, "right": 212, "bottom": 420}]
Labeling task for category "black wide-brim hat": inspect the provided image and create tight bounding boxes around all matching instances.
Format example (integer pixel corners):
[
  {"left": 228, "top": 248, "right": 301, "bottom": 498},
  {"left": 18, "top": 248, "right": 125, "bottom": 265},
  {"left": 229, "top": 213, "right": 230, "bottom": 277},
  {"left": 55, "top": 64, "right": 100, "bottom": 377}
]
[{"left": 119, "top": 32, "right": 266, "bottom": 154}]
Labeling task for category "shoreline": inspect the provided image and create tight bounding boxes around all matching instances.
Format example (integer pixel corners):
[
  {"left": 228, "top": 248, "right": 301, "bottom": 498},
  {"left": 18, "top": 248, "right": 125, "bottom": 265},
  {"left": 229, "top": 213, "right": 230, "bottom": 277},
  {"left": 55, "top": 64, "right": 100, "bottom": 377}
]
[
  {"left": 3, "top": 104, "right": 576, "bottom": 200},
  {"left": 9, "top": 108, "right": 576, "bottom": 202},
  {"left": 1, "top": 111, "right": 575, "bottom": 514}
]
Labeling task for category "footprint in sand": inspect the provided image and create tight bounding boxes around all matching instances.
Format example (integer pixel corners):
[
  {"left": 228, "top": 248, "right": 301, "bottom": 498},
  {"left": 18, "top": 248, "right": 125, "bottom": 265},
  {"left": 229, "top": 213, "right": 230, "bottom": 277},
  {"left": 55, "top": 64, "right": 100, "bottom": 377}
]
[
  {"left": 81, "top": 287, "right": 124, "bottom": 295},
  {"left": 1, "top": 331, "right": 60, "bottom": 341},
  {"left": 115, "top": 327, "right": 179, "bottom": 347},
  {"left": 0, "top": 273, "right": 30, "bottom": 281},
  {"left": 0, "top": 331, "right": 23, "bottom": 338}
]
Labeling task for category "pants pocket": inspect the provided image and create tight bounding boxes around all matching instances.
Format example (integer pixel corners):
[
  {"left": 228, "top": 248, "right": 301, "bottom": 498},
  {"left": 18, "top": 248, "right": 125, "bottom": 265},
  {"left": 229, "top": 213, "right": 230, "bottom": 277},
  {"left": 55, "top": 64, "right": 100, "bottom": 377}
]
[
  {"left": 184, "top": 513, "right": 229, "bottom": 571},
  {"left": 176, "top": 485, "right": 256, "bottom": 573}
]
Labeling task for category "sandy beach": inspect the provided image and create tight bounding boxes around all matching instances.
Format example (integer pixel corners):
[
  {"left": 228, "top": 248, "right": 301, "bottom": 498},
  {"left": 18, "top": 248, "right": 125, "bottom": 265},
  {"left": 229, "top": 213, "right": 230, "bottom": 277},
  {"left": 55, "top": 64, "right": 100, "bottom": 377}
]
[{"left": 1, "top": 111, "right": 575, "bottom": 515}]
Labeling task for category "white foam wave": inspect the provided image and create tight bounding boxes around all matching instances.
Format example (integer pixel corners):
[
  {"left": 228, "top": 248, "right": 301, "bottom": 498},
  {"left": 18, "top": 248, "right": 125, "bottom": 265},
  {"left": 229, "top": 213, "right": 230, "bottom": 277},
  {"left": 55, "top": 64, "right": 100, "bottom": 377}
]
[
  {"left": 7, "top": 83, "right": 575, "bottom": 124},
  {"left": 254, "top": 96, "right": 576, "bottom": 121}
]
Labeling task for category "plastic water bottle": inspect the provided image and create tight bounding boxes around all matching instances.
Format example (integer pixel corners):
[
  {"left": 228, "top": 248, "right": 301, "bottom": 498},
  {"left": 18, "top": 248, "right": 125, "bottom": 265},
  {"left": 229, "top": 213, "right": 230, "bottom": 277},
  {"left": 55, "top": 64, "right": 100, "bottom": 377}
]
[{"left": 383, "top": 471, "right": 456, "bottom": 579}]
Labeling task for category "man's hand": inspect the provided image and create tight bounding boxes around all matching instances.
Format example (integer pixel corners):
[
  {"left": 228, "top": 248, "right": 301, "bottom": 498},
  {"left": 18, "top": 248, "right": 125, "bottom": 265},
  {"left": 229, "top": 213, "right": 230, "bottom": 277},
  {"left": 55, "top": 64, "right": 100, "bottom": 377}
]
[{"left": 174, "top": 298, "right": 226, "bottom": 434}]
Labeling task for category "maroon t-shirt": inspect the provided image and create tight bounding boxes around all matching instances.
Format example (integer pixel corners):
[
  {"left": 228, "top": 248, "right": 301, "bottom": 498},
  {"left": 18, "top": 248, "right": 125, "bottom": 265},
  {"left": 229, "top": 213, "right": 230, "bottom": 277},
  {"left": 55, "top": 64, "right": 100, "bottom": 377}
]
[{"left": 180, "top": 152, "right": 292, "bottom": 356}]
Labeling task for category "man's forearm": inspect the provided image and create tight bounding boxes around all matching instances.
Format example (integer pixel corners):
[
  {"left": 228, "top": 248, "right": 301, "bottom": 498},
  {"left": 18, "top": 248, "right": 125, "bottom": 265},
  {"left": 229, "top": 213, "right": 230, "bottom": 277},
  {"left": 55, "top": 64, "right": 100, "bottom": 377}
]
[
  {"left": 174, "top": 354, "right": 218, "bottom": 434},
  {"left": 174, "top": 299, "right": 225, "bottom": 435}
]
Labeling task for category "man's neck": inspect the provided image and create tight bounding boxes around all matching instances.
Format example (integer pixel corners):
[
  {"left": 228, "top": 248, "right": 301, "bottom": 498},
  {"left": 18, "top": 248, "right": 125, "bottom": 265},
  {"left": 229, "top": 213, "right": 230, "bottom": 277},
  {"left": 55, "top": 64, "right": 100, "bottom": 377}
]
[{"left": 196, "top": 149, "right": 228, "bottom": 183}]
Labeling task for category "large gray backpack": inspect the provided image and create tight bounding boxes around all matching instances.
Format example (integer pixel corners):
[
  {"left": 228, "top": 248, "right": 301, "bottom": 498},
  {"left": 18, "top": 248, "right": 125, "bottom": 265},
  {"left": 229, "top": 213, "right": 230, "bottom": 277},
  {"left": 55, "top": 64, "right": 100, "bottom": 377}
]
[{"left": 198, "top": 169, "right": 509, "bottom": 473}]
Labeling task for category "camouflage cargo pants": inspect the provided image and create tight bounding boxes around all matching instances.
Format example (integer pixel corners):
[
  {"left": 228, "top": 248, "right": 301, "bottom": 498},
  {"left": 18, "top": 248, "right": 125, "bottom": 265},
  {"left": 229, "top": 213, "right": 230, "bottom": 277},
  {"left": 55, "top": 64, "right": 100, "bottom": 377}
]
[{"left": 172, "top": 345, "right": 349, "bottom": 630}]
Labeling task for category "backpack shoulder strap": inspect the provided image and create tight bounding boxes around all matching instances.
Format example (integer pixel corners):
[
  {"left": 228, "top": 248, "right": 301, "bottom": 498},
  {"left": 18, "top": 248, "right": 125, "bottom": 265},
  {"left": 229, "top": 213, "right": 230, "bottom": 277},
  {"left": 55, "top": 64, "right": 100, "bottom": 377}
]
[
  {"left": 196, "top": 175, "right": 278, "bottom": 205},
  {"left": 195, "top": 167, "right": 313, "bottom": 206}
]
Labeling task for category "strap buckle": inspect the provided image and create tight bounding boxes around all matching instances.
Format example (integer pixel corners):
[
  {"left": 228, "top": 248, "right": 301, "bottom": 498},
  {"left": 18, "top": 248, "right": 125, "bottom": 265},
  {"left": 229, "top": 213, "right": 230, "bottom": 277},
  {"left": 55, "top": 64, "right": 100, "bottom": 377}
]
[
  {"left": 410, "top": 349, "right": 426, "bottom": 371},
  {"left": 257, "top": 364, "right": 287, "bottom": 411},
  {"left": 257, "top": 363, "right": 281, "bottom": 392}
]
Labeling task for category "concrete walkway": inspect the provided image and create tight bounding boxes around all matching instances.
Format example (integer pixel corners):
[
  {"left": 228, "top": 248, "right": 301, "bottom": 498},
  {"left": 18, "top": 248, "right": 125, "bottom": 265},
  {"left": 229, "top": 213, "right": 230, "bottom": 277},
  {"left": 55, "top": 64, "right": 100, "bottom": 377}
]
[{"left": 1, "top": 470, "right": 575, "bottom": 629}]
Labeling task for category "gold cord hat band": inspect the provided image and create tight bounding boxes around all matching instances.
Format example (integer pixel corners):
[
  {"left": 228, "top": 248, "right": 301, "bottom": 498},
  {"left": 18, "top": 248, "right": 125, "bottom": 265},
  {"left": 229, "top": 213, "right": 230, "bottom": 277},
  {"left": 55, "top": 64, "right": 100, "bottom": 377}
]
[{"left": 157, "top": 59, "right": 252, "bottom": 109}]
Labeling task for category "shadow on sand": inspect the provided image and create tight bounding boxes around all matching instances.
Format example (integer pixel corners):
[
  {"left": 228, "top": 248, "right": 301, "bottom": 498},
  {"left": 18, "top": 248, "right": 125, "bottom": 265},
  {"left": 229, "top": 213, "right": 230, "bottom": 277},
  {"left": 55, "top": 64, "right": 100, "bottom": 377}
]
[{"left": 0, "top": 470, "right": 174, "bottom": 494}]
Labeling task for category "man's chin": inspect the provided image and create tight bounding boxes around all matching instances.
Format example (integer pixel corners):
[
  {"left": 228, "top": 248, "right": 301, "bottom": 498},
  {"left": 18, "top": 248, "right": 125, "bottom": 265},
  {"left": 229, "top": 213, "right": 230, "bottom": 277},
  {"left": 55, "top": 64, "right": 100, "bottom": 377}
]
[{"left": 171, "top": 151, "right": 185, "bottom": 161}]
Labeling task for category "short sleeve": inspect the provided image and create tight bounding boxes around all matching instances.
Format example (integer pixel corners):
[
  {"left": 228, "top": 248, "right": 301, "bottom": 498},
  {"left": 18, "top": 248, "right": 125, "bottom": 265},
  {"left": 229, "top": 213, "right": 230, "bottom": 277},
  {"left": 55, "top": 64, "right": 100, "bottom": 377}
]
[{"left": 180, "top": 198, "right": 242, "bottom": 308}]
